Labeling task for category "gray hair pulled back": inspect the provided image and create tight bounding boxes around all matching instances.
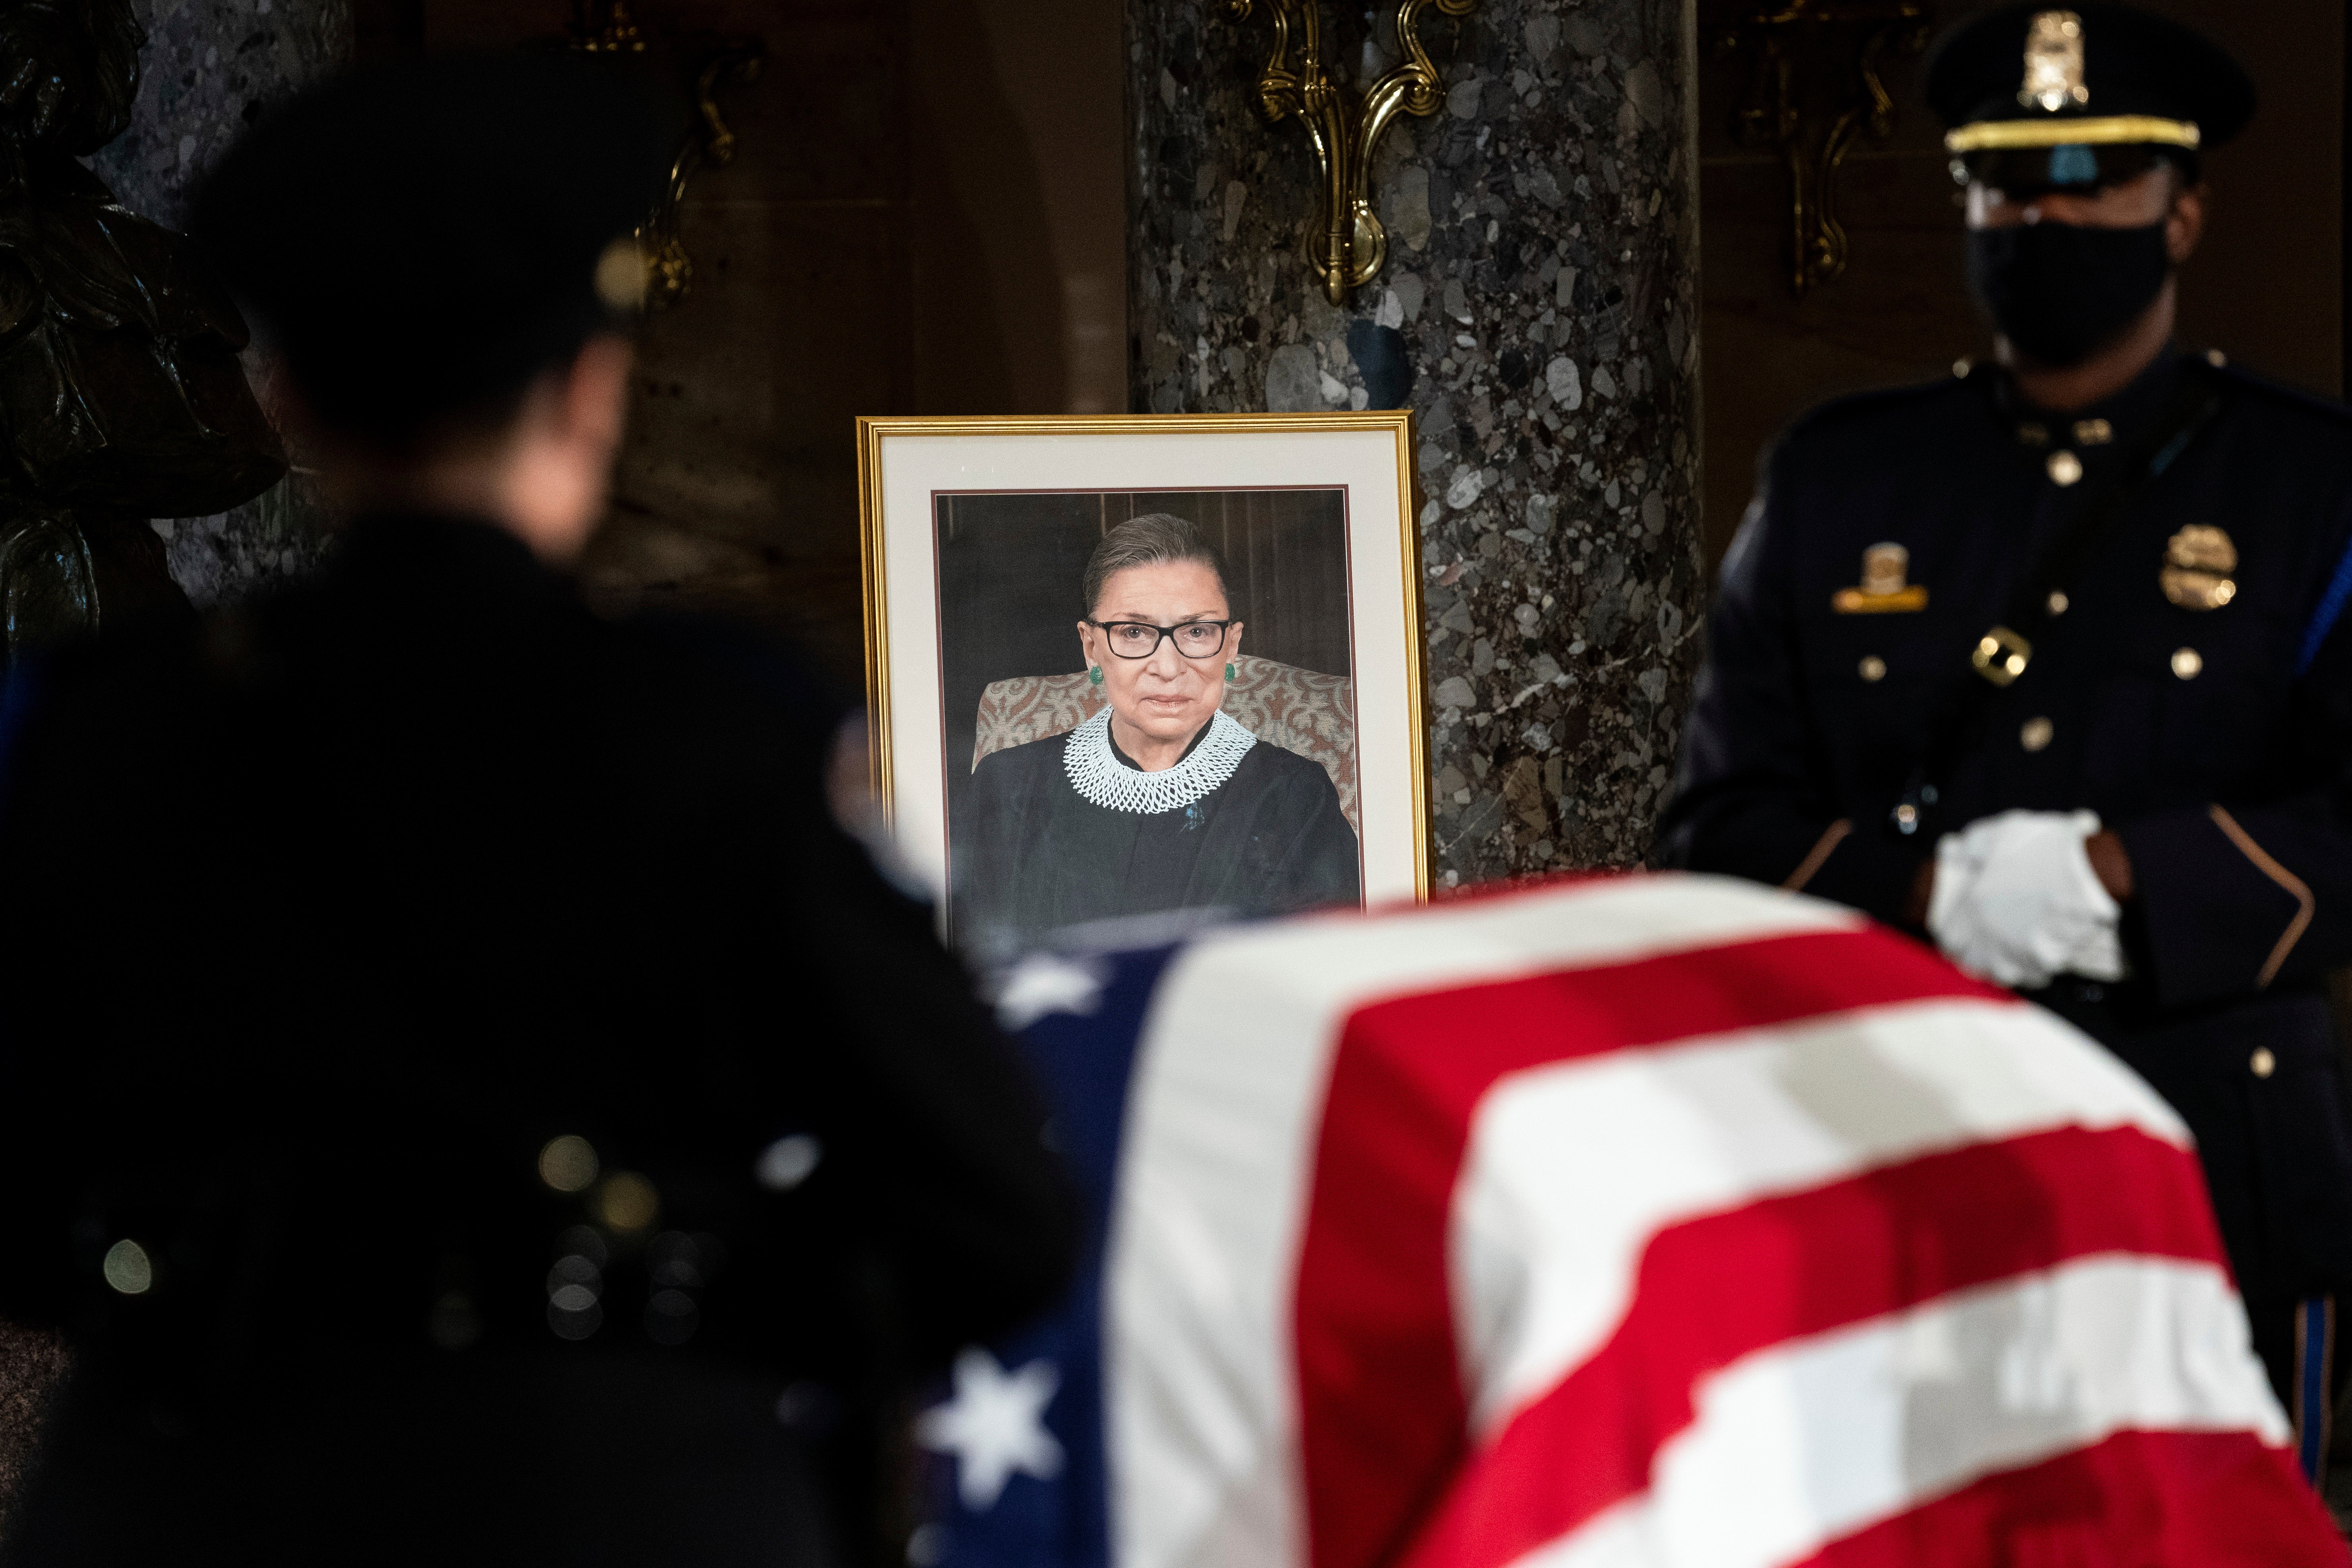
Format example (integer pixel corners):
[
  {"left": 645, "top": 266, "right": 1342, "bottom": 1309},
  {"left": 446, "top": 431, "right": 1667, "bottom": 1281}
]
[{"left": 1081, "top": 512, "right": 1232, "bottom": 616}]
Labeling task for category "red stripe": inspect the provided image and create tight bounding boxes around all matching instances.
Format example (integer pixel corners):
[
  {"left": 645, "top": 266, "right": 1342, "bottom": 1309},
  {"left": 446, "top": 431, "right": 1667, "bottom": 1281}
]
[
  {"left": 1397, "top": 1127, "right": 2229, "bottom": 1568},
  {"left": 1291, "top": 925, "right": 2012, "bottom": 1568},
  {"left": 1794, "top": 1428, "right": 2343, "bottom": 1568}
]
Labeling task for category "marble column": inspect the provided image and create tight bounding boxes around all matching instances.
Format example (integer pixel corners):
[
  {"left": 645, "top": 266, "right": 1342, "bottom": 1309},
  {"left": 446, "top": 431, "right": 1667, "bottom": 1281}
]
[
  {"left": 89, "top": 0, "right": 353, "bottom": 607},
  {"left": 1127, "top": 0, "right": 1704, "bottom": 883}
]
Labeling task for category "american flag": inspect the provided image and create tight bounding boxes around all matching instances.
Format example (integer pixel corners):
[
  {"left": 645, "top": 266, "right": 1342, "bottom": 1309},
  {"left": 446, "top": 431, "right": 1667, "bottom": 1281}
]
[{"left": 916, "top": 874, "right": 2340, "bottom": 1568}]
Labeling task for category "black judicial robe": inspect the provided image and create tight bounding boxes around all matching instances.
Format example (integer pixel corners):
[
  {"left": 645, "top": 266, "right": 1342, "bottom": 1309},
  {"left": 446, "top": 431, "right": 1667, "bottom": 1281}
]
[
  {"left": 952, "top": 723, "right": 1362, "bottom": 961},
  {"left": 0, "top": 515, "right": 1076, "bottom": 1568}
]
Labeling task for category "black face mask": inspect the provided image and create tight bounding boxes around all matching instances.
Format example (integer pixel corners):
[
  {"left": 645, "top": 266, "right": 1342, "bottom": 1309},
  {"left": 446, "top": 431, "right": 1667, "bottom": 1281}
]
[{"left": 1965, "top": 220, "right": 2171, "bottom": 368}]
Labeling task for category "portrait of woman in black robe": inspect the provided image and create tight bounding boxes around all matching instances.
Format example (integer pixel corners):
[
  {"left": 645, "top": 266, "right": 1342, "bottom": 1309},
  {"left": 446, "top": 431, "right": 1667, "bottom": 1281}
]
[{"left": 951, "top": 512, "right": 1361, "bottom": 961}]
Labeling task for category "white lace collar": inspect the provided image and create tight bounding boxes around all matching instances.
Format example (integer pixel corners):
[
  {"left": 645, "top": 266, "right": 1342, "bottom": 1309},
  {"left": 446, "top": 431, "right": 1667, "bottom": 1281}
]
[{"left": 1061, "top": 707, "right": 1257, "bottom": 815}]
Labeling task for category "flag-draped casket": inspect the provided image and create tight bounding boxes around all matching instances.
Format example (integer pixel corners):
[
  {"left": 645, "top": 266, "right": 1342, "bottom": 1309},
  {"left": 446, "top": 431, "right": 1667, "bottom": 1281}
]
[{"left": 917, "top": 874, "right": 2341, "bottom": 1568}]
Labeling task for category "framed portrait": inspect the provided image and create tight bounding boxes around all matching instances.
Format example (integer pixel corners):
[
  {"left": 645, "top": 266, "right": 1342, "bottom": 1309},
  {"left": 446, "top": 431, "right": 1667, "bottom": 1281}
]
[{"left": 856, "top": 413, "right": 1429, "bottom": 961}]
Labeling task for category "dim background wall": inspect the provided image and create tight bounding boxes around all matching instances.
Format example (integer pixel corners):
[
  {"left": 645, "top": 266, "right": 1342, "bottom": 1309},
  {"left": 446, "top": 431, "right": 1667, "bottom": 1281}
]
[
  {"left": 1695, "top": 0, "right": 2344, "bottom": 565},
  {"left": 128, "top": 0, "right": 2352, "bottom": 714},
  {"left": 355, "top": 0, "right": 1127, "bottom": 689},
  {"left": 360, "top": 0, "right": 2344, "bottom": 677},
  {"left": 935, "top": 487, "right": 1350, "bottom": 825}
]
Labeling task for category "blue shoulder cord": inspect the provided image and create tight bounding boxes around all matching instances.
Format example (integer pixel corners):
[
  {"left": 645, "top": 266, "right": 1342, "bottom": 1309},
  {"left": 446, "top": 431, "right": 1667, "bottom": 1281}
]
[
  {"left": 2298, "top": 513, "right": 2352, "bottom": 674},
  {"left": 0, "top": 653, "right": 42, "bottom": 1052},
  {"left": 0, "top": 653, "right": 41, "bottom": 825}
]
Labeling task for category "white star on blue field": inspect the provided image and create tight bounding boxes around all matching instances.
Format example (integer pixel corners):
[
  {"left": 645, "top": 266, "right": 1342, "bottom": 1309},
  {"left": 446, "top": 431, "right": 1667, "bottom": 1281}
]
[
  {"left": 992, "top": 954, "right": 1108, "bottom": 1031},
  {"left": 918, "top": 1347, "right": 1066, "bottom": 1510}
]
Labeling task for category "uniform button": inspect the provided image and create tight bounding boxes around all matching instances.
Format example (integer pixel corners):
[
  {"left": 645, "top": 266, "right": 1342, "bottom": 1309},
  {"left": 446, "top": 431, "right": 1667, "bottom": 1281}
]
[
  {"left": 1859, "top": 655, "right": 1887, "bottom": 682},
  {"left": 2171, "top": 646, "right": 2204, "bottom": 679},
  {"left": 2251, "top": 1047, "right": 2276, "bottom": 1078},
  {"left": 2046, "top": 450, "right": 2083, "bottom": 486},
  {"left": 2206, "top": 348, "right": 2229, "bottom": 368},
  {"left": 2019, "top": 716, "right": 2054, "bottom": 752},
  {"left": 2046, "top": 590, "right": 2069, "bottom": 616}
]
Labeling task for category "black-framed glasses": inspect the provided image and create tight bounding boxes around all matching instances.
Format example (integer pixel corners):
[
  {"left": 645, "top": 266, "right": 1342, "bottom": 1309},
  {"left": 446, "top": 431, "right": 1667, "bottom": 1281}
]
[{"left": 1087, "top": 619, "right": 1236, "bottom": 660}]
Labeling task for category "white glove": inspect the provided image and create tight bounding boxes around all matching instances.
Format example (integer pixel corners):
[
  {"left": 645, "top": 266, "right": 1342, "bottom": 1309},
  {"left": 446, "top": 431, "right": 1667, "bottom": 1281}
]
[{"left": 1928, "top": 809, "right": 2123, "bottom": 990}]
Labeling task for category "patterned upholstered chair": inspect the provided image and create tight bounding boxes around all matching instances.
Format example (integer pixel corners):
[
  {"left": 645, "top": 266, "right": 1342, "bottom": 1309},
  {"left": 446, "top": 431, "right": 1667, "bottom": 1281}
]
[{"left": 970, "top": 654, "right": 1359, "bottom": 835}]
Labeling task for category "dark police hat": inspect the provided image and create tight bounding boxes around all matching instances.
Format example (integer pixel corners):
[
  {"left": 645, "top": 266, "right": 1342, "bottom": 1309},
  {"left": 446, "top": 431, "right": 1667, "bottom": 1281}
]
[
  {"left": 1925, "top": 5, "right": 2254, "bottom": 187},
  {"left": 189, "top": 54, "right": 669, "bottom": 441}
]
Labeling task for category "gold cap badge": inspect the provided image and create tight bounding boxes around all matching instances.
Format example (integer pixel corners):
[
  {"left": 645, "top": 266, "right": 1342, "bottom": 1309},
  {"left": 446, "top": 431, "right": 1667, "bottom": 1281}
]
[
  {"left": 2020, "top": 11, "right": 2089, "bottom": 114},
  {"left": 2160, "top": 524, "right": 2238, "bottom": 610}
]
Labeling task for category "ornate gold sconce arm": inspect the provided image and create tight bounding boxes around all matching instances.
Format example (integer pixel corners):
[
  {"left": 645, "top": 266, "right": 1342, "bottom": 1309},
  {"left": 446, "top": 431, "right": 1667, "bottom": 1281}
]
[
  {"left": 637, "top": 40, "right": 763, "bottom": 307},
  {"left": 569, "top": 1, "right": 763, "bottom": 310},
  {"left": 1229, "top": 0, "right": 1478, "bottom": 307},
  {"left": 1711, "top": 0, "right": 1930, "bottom": 296}
]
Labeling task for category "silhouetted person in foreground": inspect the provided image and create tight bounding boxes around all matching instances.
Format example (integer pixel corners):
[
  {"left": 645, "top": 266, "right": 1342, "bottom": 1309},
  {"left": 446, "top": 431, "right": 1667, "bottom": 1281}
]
[{"left": 0, "top": 55, "right": 1075, "bottom": 1567}]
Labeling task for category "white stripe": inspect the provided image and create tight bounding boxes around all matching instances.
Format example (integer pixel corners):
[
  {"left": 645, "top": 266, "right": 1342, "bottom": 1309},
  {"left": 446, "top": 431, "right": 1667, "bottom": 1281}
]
[
  {"left": 1106, "top": 876, "right": 1861, "bottom": 1568},
  {"left": 1453, "top": 997, "right": 2192, "bottom": 1434},
  {"left": 1514, "top": 1256, "right": 2286, "bottom": 1568}
]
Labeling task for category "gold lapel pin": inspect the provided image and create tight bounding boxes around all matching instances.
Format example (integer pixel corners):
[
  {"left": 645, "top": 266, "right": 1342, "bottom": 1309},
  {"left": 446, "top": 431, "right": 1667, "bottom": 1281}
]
[{"left": 1833, "top": 542, "right": 1930, "bottom": 614}]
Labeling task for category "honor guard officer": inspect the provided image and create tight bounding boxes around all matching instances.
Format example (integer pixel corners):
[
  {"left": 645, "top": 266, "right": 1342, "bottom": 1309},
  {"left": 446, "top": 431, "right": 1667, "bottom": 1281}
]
[
  {"left": 0, "top": 56, "right": 1076, "bottom": 1565},
  {"left": 1662, "top": 3, "right": 2352, "bottom": 1466}
]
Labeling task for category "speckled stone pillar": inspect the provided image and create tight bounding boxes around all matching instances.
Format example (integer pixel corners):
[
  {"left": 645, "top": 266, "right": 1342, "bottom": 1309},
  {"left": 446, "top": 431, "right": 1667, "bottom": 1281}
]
[
  {"left": 1128, "top": 0, "right": 1704, "bottom": 884},
  {"left": 89, "top": 0, "right": 352, "bottom": 606}
]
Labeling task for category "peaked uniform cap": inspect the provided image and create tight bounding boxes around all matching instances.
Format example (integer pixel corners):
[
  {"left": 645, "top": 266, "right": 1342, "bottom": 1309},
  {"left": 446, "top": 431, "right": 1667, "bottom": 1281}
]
[
  {"left": 1925, "top": 4, "right": 2254, "bottom": 153},
  {"left": 189, "top": 54, "right": 669, "bottom": 439}
]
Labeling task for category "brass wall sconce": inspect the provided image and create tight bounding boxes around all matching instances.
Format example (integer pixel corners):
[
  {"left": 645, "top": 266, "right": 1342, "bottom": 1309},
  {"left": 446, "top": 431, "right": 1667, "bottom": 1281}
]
[
  {"left": 1711, "top": 0, "right": 1931, "bottom": 296},
  {"left": 569, "top": 1, "right": 763, "bottom": 310},
  {"left": 570, "top": 0, "right": 646, "bottom": 52},
  {"left": 1229, "top": 0, "right": 1479, "bottom": 307}
]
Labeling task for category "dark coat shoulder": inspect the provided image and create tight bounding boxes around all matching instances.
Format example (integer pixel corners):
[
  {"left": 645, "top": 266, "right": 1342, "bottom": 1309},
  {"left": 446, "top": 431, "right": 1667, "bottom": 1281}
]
[{"left": 0, "top": 512, "right": 1078, "bottom": 1396}]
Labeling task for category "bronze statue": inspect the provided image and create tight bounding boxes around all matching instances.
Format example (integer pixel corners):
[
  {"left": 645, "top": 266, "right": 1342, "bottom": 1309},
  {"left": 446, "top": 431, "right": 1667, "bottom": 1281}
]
[{"left": 0, "top": 1, "right": 283, "bottom": 657}]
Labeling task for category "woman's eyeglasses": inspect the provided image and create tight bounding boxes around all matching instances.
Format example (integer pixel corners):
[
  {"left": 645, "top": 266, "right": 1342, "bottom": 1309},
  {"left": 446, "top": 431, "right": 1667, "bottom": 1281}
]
[{"left": 1087, "top": 619, "right": 1236, "bottom": 660}]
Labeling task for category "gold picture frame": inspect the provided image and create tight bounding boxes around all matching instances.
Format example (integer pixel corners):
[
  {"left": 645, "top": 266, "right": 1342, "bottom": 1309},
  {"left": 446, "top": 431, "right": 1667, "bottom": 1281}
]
[{"left": 856, "top": 412, "right": 1430, "bottom": 951}]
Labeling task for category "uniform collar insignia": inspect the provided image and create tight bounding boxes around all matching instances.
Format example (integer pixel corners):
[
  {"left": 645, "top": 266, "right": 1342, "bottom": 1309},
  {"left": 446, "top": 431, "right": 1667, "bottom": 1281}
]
[
  {"left": 2020, "top": 11, "right": 2090, "bottom": 114},
  {"left": 2161, "top": 525, "right": 2237, "bottom": 610},
  {"left": 1833, "top": 542, "right": 1930, "bottom": 614},
  {"left": 2019, "top": 417, "right": 2111, "bottom": 450}
]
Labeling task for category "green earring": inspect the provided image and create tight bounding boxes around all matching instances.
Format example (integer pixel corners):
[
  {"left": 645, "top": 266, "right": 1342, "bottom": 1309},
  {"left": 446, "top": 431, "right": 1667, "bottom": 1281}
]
[
  {"left": 1088, "top": 665, "right": 1104, "bottom": 686},
  {"left": 1225, "top": 662, "right": 1237, "bottom": 682}
]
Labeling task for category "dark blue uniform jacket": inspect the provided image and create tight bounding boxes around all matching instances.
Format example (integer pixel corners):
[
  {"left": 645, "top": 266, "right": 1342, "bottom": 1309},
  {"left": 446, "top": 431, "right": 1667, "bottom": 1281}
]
[{"left": 1662, "top": 350, "right": 2352, "bottom": 1322}]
